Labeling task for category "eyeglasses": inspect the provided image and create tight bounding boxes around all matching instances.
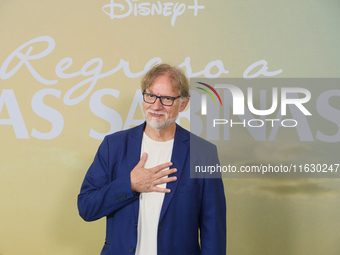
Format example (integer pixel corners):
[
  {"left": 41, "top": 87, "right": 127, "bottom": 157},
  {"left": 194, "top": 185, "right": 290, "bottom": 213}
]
[{"left": 142, "top": 92, "right": 181, "bottom": 106}]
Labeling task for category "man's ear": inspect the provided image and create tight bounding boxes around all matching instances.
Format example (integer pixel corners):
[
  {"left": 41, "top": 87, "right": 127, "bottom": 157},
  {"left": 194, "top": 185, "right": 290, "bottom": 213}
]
[{"left": 179, "top": 98, "right": 190, "bottom": 112}]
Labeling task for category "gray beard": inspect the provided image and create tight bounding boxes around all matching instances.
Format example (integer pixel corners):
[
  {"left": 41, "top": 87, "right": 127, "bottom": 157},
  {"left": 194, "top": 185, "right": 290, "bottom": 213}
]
[
  {"left": 144, "top": 111, "right": 178, "bottom": 131},
  {"left": 146, "top": 116, "right": 178, "bottom": 131}
]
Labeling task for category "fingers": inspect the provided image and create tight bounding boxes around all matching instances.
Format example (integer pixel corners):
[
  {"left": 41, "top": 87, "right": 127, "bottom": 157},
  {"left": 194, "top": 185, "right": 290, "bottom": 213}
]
[
  {"left": 154, "top": 168, "right": 177, "bottom": 179},
  {"left": 152, "top": 187, "right": 172, "bottom": 193},
  {"left": 151, "top": 174, "right": 177, "bottom": 193},
  {"left": 131, "top": 157, "right": 178, "bottom": 193},
  {"left": 153, "top": 175, "right": 177, "bottom": 186},
  {"left": 151, "top": 162, "right": 173, "bottom": 173}
]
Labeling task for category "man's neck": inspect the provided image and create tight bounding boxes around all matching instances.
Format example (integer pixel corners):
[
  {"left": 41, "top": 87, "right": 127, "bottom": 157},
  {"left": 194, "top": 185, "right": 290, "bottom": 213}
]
[{"left": 144, "top": 123, "right": 176, "bottom": 142}]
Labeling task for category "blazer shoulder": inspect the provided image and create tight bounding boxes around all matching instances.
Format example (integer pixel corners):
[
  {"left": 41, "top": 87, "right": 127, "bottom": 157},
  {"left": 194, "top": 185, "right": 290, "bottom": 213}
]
[
  {"left": 104, "top": 123, "right": 145, "bottom": 143},
  {"left": 189, "top": 130, "right": 217, "bottom": 150},
  {"left": 175, "top": 124, "right": 216, "bottom": 150}
]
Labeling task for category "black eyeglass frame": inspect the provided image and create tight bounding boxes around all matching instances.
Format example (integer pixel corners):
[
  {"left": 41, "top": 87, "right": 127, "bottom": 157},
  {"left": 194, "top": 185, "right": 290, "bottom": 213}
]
[{"left": 142, "top": 92, "right": 181, "bottom": 106}]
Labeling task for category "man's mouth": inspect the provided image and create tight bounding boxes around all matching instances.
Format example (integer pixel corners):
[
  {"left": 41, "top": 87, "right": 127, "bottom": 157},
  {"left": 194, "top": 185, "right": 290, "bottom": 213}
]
[{"left": 147, "top": 110, "right": 166, "bottom": 118}]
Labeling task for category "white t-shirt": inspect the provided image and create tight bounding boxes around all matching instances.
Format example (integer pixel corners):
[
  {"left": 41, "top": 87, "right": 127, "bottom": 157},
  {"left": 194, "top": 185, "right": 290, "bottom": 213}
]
[{"left": 135, "top": 132, "right": 174, "bottom": 255}]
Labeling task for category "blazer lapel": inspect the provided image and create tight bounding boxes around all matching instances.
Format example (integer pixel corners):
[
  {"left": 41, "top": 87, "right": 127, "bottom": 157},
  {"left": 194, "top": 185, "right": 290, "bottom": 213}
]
[
  {"left": 159, "top": 125, "right": 189, "bottom": 221},
  {"left": 126, "top": 123, "right": 145, "bottom": 222}
]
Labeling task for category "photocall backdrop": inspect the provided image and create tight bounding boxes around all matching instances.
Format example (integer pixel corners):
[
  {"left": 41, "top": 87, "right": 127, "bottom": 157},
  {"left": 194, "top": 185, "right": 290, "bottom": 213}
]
[{"left": 1, "top": 0, "right": 340, "bottom": 254}]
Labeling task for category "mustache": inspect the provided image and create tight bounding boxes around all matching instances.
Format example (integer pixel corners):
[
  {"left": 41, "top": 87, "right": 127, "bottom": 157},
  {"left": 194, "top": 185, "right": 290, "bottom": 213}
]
[{"left": 146, "top": 110, "right": 168, "bottom": 117}]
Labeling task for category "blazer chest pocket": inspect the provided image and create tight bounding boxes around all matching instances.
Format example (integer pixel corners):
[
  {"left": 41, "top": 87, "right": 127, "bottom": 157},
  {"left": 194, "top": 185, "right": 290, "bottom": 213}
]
[{"left": 179, "top": 184, "right": 200, "bottom": 193}]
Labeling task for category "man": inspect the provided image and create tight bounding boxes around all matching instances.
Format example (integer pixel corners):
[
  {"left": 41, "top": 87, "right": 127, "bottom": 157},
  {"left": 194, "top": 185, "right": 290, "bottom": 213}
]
[{"left": 78, "top": 63, "right": 226, "bottom": 255}]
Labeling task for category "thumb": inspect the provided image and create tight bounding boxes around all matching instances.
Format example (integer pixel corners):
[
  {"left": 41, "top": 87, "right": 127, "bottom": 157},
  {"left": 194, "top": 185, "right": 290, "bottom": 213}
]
[{"left": 138, "top": 152, "right": 148, "bottom": 167}]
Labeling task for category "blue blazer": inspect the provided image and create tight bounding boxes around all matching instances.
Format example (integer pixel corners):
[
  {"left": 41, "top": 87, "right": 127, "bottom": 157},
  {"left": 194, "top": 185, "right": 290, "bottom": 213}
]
[{"left": 78, "top": 123, "right": 226, "bottom": 255}]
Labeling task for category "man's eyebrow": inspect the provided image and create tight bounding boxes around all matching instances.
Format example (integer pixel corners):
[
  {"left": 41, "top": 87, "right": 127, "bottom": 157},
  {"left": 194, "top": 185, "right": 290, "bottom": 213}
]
[{"left": 146, "top": 91, "right": 177, "bottom": 97}]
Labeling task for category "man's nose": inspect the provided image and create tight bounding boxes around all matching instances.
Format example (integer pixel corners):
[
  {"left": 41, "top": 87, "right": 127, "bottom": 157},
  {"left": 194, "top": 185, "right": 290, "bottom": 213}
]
[{"left": 152, "top": 97, "right": 163, "bottom": 109}]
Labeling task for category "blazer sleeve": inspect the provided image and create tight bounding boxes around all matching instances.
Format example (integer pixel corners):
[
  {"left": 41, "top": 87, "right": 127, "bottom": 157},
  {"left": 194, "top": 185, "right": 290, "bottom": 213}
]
[
  {"left": 199, "top": 145, "right": 227, "bottom": 255},
  {"left": 77, "top": 136, "right": 139, "bottom": 222}
]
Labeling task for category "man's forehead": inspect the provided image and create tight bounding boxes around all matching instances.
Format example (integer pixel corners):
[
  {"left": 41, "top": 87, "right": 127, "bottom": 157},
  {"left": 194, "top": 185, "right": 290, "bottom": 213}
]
[{"left": 147, "top": 83, "right": 179, "bottom": 95}]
